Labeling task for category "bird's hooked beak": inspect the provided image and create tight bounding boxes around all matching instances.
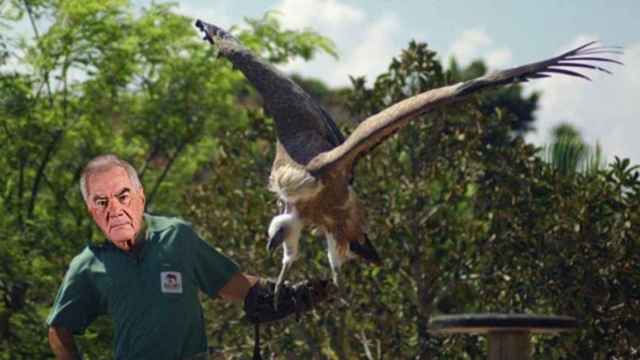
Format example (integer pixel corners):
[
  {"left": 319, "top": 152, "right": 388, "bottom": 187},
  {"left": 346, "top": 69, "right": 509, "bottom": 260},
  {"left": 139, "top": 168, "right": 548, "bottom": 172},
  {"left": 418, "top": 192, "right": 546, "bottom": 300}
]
[
  {"left": 194, "top": 19, "right": 214, "bottom": 44},
  {"left": 266, "top": 226, "right": 286, "bottom": 253},
  {"left": 195, "top": 19, "right": 220, "bottom": 44},
  {"left": 195, "top": 19, "right": 237, "bottom": 46}
]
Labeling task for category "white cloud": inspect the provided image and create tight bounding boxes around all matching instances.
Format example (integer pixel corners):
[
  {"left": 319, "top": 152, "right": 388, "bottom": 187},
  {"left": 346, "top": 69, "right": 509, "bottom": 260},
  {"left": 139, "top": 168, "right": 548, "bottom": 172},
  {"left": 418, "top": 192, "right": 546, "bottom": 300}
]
[
  {"left": 274, "top": 0, "right": 365, "bottom": 31},
  {"left": 447, "top": 28, "right": 513, "bottom": 69},
  {"left": 525, "top": 36, "right": 640, "bottom": 164},
  {"left": 274, "top": 0, "right": 401, "bottom": 87},
  {"left": 328, "top": 14, "right": 400, "bottom": 85},
  {"left": 449, "top": 28, "right": 492, "bottom": 64},
  {"left": 173, "top": 1, "right": 233, "bottom": 29},
  {"left": 446, "top": 30, "right": 639, "bottom": 164},
  {"left": 169, "top": 2, "right": 640, "bottom": 166},
  {"left": 486, "top": 47, "right": 513, "bottom": 68}
]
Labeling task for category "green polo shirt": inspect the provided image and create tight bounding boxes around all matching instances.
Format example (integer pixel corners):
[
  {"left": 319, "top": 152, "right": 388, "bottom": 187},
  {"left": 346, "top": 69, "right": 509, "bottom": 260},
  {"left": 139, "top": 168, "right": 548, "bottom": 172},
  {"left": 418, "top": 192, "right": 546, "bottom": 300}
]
[{"left": 47, "top": 214, "right": 240, "bottom": 360}]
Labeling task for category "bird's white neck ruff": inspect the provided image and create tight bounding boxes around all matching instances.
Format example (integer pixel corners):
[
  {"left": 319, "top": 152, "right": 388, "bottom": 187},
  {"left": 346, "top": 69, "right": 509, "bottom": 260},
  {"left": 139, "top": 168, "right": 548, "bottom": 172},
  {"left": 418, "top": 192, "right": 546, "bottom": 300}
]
[{"left": 270, "top": 164, "right": 323, "bottom": 202}]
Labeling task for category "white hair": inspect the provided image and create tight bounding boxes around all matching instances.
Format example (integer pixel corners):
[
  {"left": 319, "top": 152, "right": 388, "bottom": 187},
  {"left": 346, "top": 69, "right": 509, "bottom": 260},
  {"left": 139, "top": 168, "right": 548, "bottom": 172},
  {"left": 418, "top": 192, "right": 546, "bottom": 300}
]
[{"left": 80, "top": 154, "right": 142, "bottom": 203}]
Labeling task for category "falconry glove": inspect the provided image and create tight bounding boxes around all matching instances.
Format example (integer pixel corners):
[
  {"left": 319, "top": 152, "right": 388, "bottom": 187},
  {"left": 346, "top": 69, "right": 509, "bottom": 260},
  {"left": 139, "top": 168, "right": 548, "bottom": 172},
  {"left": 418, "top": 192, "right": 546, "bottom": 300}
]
[{"left": 243, "top": 278, "right": 335, "bottom": 324}]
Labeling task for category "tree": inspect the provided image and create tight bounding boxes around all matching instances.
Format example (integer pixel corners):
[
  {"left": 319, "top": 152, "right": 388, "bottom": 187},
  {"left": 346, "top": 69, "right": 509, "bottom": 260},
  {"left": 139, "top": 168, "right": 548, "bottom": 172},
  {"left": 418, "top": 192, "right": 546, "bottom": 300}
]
[
  {"left": 543, "top": 123, "right": 605, "bottom": 175},
  {"left": 448, "top": 57, "right": 540, "bottom": 136},
  {"left": 186, "top": 41, "right": 539, "bottom": 359},
  {"left": 186, "top": 40, "right": 638, "bottom": 359},
  {"left": 0, "top": 3, "right": 335, "bottom": 358},
  {"left": 1, "top": 4, "right": 637, "bottom": 358}
]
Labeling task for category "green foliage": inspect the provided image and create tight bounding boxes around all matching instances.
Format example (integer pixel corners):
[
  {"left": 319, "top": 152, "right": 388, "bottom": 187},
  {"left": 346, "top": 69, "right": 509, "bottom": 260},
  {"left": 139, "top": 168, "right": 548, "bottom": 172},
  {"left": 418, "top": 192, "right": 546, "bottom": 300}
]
[
  {"left": 448, "top": 57, "right": 540, "bottom": 135},
  {"left": 188, "top": 40, "right": 638, "bottom": 359},
  {"left": 0, "top": 2, "right": 334, "bottom": 358},
  {"left": 1, "top": 3, "right": 637, "bottom": 359},
  {"left": 542, "top": 123, "right": 606, "bottom": 175},
  {"left": 241, "top": 11, "right": 338, "bottom": 64}
]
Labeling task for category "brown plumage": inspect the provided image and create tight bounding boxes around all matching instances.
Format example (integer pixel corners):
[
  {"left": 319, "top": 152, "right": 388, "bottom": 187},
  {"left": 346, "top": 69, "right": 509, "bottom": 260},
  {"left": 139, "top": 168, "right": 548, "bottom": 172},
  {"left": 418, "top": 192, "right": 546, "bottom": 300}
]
[{"left": 195, "top": 19, "right": 621, "bottom": 290}]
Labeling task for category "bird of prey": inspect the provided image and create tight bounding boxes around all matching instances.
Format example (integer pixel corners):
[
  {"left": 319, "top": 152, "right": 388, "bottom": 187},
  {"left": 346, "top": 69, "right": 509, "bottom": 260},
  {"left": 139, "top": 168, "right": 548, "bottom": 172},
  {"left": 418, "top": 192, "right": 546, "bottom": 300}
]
[{"left": 195, "top": 19, "right": 621, "bottom": 294}]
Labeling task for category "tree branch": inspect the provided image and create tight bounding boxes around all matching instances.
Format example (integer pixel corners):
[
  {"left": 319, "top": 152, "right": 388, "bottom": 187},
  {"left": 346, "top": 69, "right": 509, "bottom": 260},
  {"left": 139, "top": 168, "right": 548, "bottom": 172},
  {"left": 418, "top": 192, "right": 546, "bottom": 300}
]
[
  {"left": 357, "top": 330, "right": 375, "bottom": 360},
  {"left": 42, "top": 172, "right": 82, "bottom": 226},
  {"left": 62, "top": 59, "right": 69, "bottom": 119},
  {"left": 22, "top": 0, "right": 53, "bottom": 107},
  {"left": 27, "top": 129, "right": 63, "bottom": 218},
  {"left": 17, "top": 155, "right": 26, "bottom": 229},
  {"left": 145, "top": 138, "right": 190, "bottom": 209},
  {"left": 138, "top": 143, "right": 159, "bottom": 181},
  {"left": 294, "top": 321, "right": 322, "bottom": 357}
]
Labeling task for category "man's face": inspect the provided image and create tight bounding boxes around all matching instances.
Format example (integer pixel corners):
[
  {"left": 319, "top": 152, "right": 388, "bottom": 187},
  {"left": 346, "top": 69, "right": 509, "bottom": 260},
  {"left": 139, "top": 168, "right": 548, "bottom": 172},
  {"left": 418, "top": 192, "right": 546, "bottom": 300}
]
[{"left": 86, "top": 166, "right": 145, "bottom": 252}]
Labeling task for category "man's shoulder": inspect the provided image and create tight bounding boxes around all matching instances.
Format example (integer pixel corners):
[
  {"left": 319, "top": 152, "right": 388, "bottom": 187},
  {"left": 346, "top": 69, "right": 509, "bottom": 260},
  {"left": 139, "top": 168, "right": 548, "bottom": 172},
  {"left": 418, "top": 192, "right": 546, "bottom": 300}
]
[
  {"left": 67, "top": 245, "right": 103, "bottom": 273},
  {"left": 145, "top": 213, "right": 193, "bottom": 234}
]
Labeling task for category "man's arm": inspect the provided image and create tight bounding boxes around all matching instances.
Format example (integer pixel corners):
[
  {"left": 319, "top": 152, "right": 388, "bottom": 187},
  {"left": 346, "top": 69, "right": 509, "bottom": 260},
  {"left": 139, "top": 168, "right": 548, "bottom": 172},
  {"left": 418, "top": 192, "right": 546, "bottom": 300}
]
[
  {"left": 183, "top": 224, "right": 333, "bottom": 320},
  {"left": 48, "top": 326, "right": 82, "bottom": 360},
  {"left": 217, "top": 272, "right": 335, "bottom": 323},
  {"left": 217, "top": 272, "right": 259, "bottom": 301}
]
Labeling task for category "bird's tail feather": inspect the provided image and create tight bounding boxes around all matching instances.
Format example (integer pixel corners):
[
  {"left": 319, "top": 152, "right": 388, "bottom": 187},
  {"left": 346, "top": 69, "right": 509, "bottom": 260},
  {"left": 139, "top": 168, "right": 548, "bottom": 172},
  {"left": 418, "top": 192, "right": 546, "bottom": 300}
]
[{"left": 350, "top": 235, "right": 382, "bottom": 265}]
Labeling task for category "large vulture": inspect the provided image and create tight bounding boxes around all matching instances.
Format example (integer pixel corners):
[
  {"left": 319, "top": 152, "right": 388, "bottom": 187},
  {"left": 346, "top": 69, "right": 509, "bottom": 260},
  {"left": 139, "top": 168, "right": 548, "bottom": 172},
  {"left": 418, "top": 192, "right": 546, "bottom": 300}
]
[{"left": 196, "top": 19, "right": 620, "bottom": 297}]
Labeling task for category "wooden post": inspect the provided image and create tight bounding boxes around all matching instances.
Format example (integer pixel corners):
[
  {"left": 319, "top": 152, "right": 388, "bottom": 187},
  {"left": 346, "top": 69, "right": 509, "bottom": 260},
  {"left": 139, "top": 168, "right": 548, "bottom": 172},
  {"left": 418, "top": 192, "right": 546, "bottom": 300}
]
[
  {"left": 487, "top": 331, "right": 531, "bottom": 360},
  {"left": 428, "top": 313, "right": 577, "bottom": 359}
]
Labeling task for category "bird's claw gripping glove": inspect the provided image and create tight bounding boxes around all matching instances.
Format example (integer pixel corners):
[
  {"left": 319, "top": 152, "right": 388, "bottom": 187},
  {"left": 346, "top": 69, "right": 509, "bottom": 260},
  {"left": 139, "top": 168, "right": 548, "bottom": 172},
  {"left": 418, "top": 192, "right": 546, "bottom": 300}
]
[{"left": 243, "top": 278, "right": 335, "bottom": 324}]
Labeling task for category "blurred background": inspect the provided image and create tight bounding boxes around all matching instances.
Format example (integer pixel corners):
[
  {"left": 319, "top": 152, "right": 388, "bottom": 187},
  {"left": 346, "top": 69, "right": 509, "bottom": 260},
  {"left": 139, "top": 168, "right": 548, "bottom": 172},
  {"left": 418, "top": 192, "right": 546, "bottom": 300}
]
[{"left": 1, "top": 1, "right": 638, "bottom": 358}]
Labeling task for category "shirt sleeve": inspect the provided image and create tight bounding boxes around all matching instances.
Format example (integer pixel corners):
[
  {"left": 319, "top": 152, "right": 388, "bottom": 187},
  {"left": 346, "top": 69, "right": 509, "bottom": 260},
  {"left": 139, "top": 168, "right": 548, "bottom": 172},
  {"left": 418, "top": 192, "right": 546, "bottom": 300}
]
[
  {"left": 47, "top": 255, "right": 105, "bottom": 334},
  {"left": 181, "top": 224, "right": 240, "bottom": 297}
]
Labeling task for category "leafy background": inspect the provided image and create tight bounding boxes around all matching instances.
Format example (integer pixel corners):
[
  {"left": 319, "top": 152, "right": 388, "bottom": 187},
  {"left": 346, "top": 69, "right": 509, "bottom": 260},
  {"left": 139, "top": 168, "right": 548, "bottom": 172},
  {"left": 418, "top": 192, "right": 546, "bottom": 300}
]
[{"left": 1, "top": 1, "right": 638, "bottom": 359}]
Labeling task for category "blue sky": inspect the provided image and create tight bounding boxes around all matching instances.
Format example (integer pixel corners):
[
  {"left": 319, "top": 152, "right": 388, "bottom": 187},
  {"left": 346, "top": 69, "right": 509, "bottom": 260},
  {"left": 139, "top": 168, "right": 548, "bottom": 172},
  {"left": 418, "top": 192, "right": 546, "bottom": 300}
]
[
  {"left": 8, "top": 0, "right": 640, "bottom": 163},
  {"left": 167, "top": 0, "right": 640, "bottom": 164}
]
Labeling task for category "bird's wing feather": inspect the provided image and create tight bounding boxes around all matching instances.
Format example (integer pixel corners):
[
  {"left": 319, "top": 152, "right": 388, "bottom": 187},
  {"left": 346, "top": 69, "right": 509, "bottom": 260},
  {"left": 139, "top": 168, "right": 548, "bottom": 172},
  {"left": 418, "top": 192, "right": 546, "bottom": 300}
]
[
  {"left": 305, "top": 41, "right": 621, "bottom": 176},
  {"left": 196, "top": 20, "right": 344, "bottom": 166}
]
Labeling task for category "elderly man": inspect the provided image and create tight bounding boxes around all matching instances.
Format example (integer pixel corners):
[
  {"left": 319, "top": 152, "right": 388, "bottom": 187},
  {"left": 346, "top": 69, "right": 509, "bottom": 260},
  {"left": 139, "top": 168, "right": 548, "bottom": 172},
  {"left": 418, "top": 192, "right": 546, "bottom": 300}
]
[{"left": 47, "top": 154, "right": 331, "bottom": 359}]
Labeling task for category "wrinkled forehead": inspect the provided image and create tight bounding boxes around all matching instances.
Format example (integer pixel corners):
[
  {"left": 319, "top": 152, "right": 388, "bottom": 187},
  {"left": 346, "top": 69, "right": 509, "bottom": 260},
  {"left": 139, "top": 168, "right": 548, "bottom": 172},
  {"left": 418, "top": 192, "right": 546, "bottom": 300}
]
[{"left": 87, "top": 166, "right": 134, "bottom": 196}]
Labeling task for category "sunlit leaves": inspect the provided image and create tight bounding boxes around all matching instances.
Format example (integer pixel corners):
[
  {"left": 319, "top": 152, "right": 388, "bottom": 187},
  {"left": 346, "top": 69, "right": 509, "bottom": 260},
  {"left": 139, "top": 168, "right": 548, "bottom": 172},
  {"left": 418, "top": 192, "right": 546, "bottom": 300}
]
[{"left": 240, "top": 11, "right": 337, "bottom": 64}]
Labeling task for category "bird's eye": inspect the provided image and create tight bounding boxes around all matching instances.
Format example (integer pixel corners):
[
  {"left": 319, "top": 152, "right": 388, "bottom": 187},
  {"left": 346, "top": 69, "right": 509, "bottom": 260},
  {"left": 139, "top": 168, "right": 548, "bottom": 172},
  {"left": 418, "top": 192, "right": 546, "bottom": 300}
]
[{"left": 119, "top": 193, "right": 130, "bottom": 204}]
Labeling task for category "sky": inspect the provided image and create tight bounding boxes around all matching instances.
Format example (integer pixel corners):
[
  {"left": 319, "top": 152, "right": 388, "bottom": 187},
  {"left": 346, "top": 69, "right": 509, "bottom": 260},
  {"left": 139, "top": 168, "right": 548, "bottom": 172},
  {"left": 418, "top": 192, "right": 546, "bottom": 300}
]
[
  {"left": 166, "top": 0, "right": 640, "bottom": 163},
  {"left": 166, "top": 0, "right": 640, "bottom": 164},
  {"left": 8, "top": 0, "right": 640, "bottom": 164}
]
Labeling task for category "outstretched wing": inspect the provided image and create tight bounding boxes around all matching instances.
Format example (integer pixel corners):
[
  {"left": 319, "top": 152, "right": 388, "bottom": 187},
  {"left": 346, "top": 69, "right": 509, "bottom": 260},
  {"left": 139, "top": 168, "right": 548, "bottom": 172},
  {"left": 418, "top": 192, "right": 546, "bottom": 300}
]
[
  {"left": 196, "top": 20, "right": 344, "bottom": 166},
  {"left": 305, "top": 42, "right": 622, "bottom": 176}
]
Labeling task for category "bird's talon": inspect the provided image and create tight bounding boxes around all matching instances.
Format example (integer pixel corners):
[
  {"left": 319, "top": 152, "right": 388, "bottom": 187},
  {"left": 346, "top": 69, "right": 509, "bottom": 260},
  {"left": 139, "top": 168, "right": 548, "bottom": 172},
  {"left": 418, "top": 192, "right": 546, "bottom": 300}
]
[{"left": 273, "top": 284, "right": 282, "bottom": 311}]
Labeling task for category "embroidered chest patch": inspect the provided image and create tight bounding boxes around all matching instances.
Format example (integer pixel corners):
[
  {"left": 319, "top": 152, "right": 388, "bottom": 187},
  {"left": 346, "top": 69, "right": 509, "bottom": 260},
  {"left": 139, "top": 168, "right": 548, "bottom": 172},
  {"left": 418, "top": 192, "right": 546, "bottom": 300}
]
[{"left": 160, "top": 271, "right": 183, "bottom": 294}]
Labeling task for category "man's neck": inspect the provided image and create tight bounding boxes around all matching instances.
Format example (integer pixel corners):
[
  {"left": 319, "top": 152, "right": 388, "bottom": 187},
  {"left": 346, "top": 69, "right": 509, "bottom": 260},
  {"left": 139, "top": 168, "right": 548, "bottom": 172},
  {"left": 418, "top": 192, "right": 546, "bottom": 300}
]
[{"left": 129, "top": 220, "right": 148, "bottom": 254}]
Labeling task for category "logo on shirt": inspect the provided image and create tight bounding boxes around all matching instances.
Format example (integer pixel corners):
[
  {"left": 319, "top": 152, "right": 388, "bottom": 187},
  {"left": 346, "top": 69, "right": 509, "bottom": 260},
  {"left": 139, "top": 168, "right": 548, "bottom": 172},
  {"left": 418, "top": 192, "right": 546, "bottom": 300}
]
[{"left": 160, "top": 271, "right": 183, "bottom": 294}]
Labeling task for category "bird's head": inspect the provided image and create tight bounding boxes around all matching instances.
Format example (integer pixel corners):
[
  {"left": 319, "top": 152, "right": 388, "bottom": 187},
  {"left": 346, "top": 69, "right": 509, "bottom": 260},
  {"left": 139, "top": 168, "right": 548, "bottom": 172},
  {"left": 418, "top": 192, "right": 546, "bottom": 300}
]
[
  {"left": 267, "top": 212, "right": 303, "bottom": 253},
  {"left": 194, "top": 19, "right": 238, "bottom": 48}
]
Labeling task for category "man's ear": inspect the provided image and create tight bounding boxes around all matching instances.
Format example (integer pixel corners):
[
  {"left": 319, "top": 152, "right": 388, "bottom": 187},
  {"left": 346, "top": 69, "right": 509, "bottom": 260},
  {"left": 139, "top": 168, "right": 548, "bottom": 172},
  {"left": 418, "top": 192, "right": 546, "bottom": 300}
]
[{"left": 85, "top": 199, "right": 93, "bottom": 213}]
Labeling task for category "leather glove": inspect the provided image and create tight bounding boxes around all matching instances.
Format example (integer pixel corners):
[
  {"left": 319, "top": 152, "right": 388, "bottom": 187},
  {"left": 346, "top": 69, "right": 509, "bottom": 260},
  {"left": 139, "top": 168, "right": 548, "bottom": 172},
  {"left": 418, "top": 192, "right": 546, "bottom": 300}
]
[{"left": 243, "top": 278, "right": 335, "bottom": 324}]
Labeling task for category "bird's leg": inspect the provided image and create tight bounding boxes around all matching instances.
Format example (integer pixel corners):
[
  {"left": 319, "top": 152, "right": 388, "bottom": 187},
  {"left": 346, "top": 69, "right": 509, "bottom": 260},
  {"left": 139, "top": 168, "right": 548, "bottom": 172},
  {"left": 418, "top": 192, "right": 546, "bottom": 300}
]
[
  {"left": 268, "top": 202, "right": 301, "bottom": 309},
  {"left": 326, "top": 233, "right": 352, "bottom": 306},
  {"left": 273, "top": 260, "right": 291, "bottom": 310},
  {"left": 326, "top": 233, "right": 343, "bottom": 288},
  {"left": 328, "top": 262, "right": 352, "bottom": 308},
  {"left": 331, "top": 266, "right": 340, "bottom": 287}
]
